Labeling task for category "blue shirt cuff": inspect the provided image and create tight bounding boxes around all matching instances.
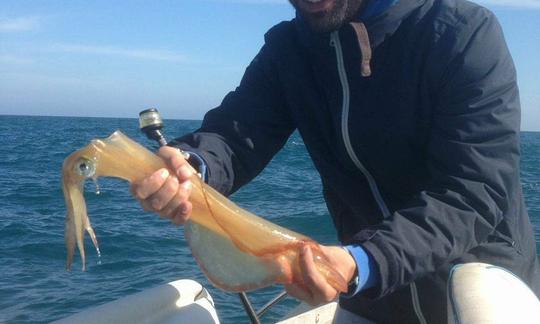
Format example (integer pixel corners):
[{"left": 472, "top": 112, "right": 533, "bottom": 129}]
[
  {"left": 183, "top": 151, "right": 208, "bottom": 182},
  {"left": 341, "top": 244, "right": 380, "bottom": 297}
]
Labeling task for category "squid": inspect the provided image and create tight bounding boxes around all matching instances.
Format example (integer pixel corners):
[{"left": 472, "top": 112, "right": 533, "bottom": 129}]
[{"left": 62, "top": 131, "right": 347, "bottom": 293}]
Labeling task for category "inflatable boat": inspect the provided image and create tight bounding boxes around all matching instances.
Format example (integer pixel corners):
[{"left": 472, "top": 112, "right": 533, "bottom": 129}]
[{"left": 53, "top": 263, "right": 540, "bottom": 323}]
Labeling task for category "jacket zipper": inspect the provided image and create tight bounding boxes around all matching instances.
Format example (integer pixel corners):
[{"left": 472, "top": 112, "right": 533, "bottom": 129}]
[
  {"left": 410, "top": 283, "right": 428, "bottom": 324},
  {"left": 330, "top": 31, "right": 428, "bottom": 324},
  {"left": 329, "top": 31, "right": 391, "bottom": 219}
]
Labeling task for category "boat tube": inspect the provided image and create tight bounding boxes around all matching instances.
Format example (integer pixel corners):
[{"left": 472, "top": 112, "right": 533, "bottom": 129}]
[
  {"left": 448, "top": 262, "right": 540, "bottom": 324},
  {"left": 54, "top": 264, "right": 540, "bottom": 323},
  {"left": 52, "top": 279, "right": 219, "bottom": 324},
  {"left": 281, "top": 262, "right": 540, "bottom": 323}
]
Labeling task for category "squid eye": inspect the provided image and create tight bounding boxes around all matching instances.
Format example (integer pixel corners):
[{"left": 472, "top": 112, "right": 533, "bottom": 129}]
[{"left": 75, "top": 158, "right": 96, "bottom": 177}]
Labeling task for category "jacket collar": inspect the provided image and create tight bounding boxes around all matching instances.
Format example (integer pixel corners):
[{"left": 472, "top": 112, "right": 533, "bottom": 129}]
[
  {"left": 360, "top": 0, "right": 399, "bottom": 20},
  {"left": 295, "top": 0, "right": 427, "bottom": 50}
]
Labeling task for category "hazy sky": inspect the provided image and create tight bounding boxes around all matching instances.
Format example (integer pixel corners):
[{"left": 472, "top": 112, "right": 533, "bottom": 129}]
[{"left": 1, "top": 0, "right": 539, "bottom": 130}]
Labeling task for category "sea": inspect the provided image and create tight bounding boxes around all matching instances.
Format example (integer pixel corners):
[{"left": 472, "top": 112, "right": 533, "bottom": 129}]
[{"left": 0, "top": 115, "right": 538, "bottom": 323}]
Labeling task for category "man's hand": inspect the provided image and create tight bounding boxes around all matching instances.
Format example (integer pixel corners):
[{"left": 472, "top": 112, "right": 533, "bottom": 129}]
[
  {"left": 130, "top": 146, "right": 195, "bottom": 225},
  {"left": 285, "top": 245, "right": 357, "bottom": 306}
]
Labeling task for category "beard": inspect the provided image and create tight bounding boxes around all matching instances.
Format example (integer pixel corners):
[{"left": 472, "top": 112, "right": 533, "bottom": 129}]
[{"left": 289, "top": 0, "right": 365, "bottom": 33}]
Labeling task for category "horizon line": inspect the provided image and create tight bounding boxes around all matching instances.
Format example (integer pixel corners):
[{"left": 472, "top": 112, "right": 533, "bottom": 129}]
[{"left": 0, "top": 112, "right": 202, "bottom": 122}]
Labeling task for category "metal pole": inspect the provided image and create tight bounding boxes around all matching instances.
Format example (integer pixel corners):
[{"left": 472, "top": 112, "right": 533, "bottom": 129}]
[
  {"left": 239, "top": 292, "right": 261, "bottom": 324},
  {"left": 257, "top": 291, "right": 288, "bottom": 318}
]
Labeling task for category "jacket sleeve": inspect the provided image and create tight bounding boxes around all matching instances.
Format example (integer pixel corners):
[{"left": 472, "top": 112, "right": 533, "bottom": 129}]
[
  {"left": 169, "top": 41, "right": 296, "bottom": 195},
  {"left": 356, "top": 10, "right": 522, "bottom": 297}
]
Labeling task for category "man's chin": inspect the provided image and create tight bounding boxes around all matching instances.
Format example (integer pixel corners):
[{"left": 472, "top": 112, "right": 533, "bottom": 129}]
[
  {"left": 291, "top": 0, "right": 362, "bottom": 33},
  {"left": 303, "top": 13, "right": 343, "bottom": 33}
]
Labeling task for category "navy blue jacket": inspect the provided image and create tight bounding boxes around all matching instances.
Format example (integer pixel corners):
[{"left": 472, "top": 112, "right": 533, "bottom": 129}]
[{"left": 172, "top": 0, "right": 540, "bottom": 322}]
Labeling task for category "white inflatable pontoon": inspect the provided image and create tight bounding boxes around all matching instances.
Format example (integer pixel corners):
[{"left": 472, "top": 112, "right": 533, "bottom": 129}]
[
  {"left": 52, "top": 279, "right": 219, "bottom": 324},
  {"left": 281, "top": 263, "right": 540, "bottom": 324},
  {"left": 448, "top": 263, "right": 540, "bottom": 324},
  {"left": 54, "top": 263, "right": 540, "bottom": 323}
]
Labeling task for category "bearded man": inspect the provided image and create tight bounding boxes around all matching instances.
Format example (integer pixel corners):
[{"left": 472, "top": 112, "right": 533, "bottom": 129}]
[{"left": 132, "top": 0, "right": 540, "bottom": 322}]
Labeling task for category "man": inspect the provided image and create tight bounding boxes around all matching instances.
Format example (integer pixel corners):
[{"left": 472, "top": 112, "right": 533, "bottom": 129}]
[{"left": 131, "top": 0, "right": 540, "bottom": 322}]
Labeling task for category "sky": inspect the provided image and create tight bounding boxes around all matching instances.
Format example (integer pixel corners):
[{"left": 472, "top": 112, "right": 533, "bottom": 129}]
[{"left": 0, "top": 0, "right": 539, "bottom": 130}]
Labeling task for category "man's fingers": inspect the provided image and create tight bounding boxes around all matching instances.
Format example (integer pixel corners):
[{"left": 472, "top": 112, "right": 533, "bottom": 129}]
[
  {"left": 159, "top": 191, "right": 183, "bottom": 218},
  {"left": 172, "top": 201, "right": 192, "bottom": 225},
  {"left": 301, "top": 246, "right": 325, "bottom": 288},
  {"left": 132, "top": 169, "right": 169, "bottom": 200},
  {"left": 156, "top": 146, "right": 182, "bottom": 160},
  {"left": 300, "top": 245, "right": 338, "bottom": 304},
  {"left": 157, "top": 146, "right": 195, "bottom": 180},
  {"left": 130, "top": 147, "right": 196, "bottom": 224},
  {"left": 178, "top": 180, "right": 193, "bottom": 201},
  {"left": 177, "top": 164, "right": 194, "bottom": 181},
  {"left": 149, "top": 175, "right": 179, "bottom": 211},
  {"left": 160, "top": 183, "right": 192, "bottom": 219}
]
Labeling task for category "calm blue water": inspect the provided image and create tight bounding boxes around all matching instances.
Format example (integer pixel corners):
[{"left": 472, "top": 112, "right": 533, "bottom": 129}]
[{"left": 0, "top": 115, "right": 538, "bottom": 323}]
